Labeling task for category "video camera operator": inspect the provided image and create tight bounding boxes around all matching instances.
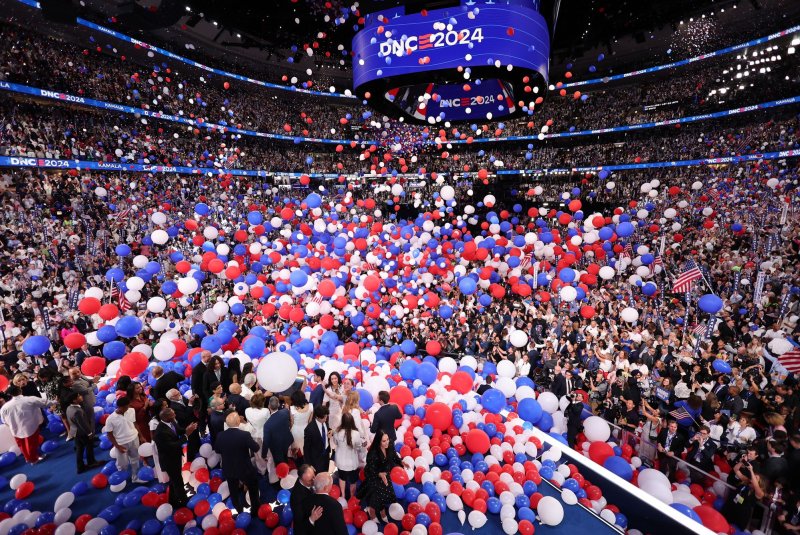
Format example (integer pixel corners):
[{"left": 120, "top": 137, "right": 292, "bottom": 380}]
[{"left": 565, "top": 392, "right": 585, "bottom": 447}]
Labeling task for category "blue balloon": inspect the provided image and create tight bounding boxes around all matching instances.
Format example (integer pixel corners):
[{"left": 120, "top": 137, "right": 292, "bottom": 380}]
[
  {"left": 115, "top": 244, "right": 131, "bottom": 257},
  {"left": 416, "top": 362, "right": 438, "bottom": 385},
  {"left": 103, "top": 340, "right": 127, "bottom": 360},
  {"left": 603, "top": 456, "right": 633, "bottom": 481},
  {"left": 356, "top": 389, "right": 373, "bottom": 411},
  {"left": 517, "top": 398, "right": 542, "bottom": 424},
  {"left": 480, "top": 388, "right": 505, "bottom": 414},
  {"left": 670, "top": 503, "right": 701, "bottom": 523},
  {"left": 22, "top": 335, "right": 50, "bottom": 356},
  {"left": 41, "top": 439, "right": 59, "bottom": 453},
  {"left": 458, "top": 277, "right": 477, "bottom": 295},
  {"left": 698, "top": 294, "right": 723, "bottom": 314},
  {"left": 712, "top": 359, "right": 732, "bottom": 374},
  {"left": 115, "top": 316, "right": 143, "bottom": 338},
  {"left": 0, "top": 452, "right": 16, "bottom": 468},
  {"left": 616, "top": 222, "right": 635, "bottom": 237},
  {"left": 558, "top": 268, "right": 576, "bottom": 283},
  {"left": 242, "top": 336, "right": 266, "bottom": 358}
]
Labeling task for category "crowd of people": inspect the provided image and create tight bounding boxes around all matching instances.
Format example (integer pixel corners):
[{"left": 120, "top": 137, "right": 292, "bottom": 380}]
[{"left": 1, "top": 16, "right": 799, "bottom": 148}]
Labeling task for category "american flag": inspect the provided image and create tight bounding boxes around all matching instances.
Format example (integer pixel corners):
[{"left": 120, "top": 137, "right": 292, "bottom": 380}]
[
  {"left": 307, "top": 293, "right": 324, "bottom": 306},
  {"left": 778, "top": 349, "right": 800, "bottom": 374},
  {"left": 707, "top": 189, "right": 720, "bottom": 201},
  {"left": 690, "top": 323, "right": 707, "bottom": 337},
  {"left": 672, "top": 259, "right": 703, "bottom": 293},
  {"left": 109, "top": 206, "right": 132, "bottom": 226},
  {"left": 620, "top": 243, "right": 634, "bottom": 259},
  {"left": 520, "top": 252, "right": 534, "bottom": 270},
  {"left": 669, "top": 406, "right": 692, "bottom": 421},
  {"left": 111, "top": 280, "right": 132, "bottom": 312},
  {"left": 649, "top": 255, "right": 663, "bottom": 274}
]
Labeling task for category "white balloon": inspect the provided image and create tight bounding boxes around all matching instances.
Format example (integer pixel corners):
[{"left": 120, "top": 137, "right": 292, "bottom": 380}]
[
  {"left": 620, "top": 307, "right": 639, "bottom": 323},
  {"left": 256, "top": 352, "right": 298, "bottom": 392},
  {"left": 560, "top": 286, "right": 577, "bottom": 302},
  {"left": 55, "top": 522, "right": 76, "bottom": 535},
  {"left": 151, "top": 229, "right": 169, "bottom": 245},
  {"left": 598, "top": 266, "right": 615, "bottom": 280},
  {"left": 388, "top": 503, "right": 405, "bottom": 521},
  {"left": 509, "top": 330, "right": 528, "bottom": 348},
  {"left": 137, "top": 442, "right": 154, "bottom": 457},
  {"left": 438, "top": 357, "right": 457, "bottom": 374},
  {"left": 9, "top": 474, "right": 26, "bottom": 490},
  {"left": 537, "top": 496, "right": 564, "bottom": 526},
  {"left": 147, "top": 297, "right": 167, "bottom": 313},
  {"left": 54, "top": 492, "right": 74, "bottom": 512},
  {"left": 446, "top": 493, "right": 463, "bottom": 511},
  {"left": 156, "top": 503, "right": 173, "bottom": 521},
  {"left": 537, "top": 392, "right": 559, "bottom": 414},
  {"left": 561, "top": 488, "right": 578, "bottom": 505},
  {"left": 496, "top": 360, "right": 516, "bottom": 379},
  {"left": 468, "top": 511, "right": 487, "bottom": 529},
  {"left": 583, "top": 416, "right": 611, "bottom": 443}
]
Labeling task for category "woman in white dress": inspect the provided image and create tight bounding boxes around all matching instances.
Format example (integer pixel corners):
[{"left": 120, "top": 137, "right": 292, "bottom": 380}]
[
  {"left": 324, "top": 372, "right": 344, "bottom": 432},
  {"left": 289, "top": 390, "right": 312, "bottom": 459},
  {"left": 342, "top": 390, "right": 369, "bottom": 450},
  {"left": 244, "top": 392, "right": 271, "bottom": 474},
  {"left": 333, "top": 413, "right": 362, "bottom": 500}
]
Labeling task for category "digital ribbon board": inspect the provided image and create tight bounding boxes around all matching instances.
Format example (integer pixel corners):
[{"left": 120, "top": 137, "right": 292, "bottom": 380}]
[{"left": 352, "top": 0, "right": 552, "bottom": 124}]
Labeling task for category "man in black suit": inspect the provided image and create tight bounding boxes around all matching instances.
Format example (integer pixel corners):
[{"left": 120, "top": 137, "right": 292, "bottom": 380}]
[
  {"left": 710, "top": 376, "right": 730, "bottom": 404},
  {"left": 656, "top": 420, "right": 686, "bottom": 478},
  {"left": 551, "top": 369, "right": 577, "bottom": 399},
  {"left": 191, "top": 350, "right": 212, "bottom": 432},
  {"left": 370, "top": 391, "right": 402, "bottom": 443},
  {"left": 153, "top": 407, "right": 197, "bottom": 508},
  {"left": 290, "top": 464, "right": 323, "bottom": 535},
  {"left": 686, "top": 426, "right": 718, "bottom": 483},
  {"left": 208, "top": 398, "right": 227, "bottom": 447},
  {"left": 227, "top": 383, "right": 250, "bottom": 417},
  {"left": 262, "top": 396, "right": 293, "bottom": 467},
  {"left": 309, "top": 370, "right": 325, "bottom": 410},
  {"left": 214, "top": 412, "right": 260, "bottom": 514},
  {"left": 304, "top": 404, "right": 331, "bottom": 474},
  {"left": 151, "top": 366, "right": 186, "bottom": 402},
  {"left": 166, "top": 389, "right": 201, "bottom": 461},
  {"left": 309, "top": 472, "right": 348, "bottom": 535}
]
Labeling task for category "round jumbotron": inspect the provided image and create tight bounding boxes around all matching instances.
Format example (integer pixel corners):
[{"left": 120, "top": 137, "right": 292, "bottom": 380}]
[{"left": 352, "top": 0, "right": 551, "bottom": 124}]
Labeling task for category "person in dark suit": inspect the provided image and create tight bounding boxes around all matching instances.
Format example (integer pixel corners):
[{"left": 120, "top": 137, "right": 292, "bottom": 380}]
[
  {"left": 191, "top": 350, "right": 212, "bottom": 432},
  {"left": 151, "top": 366, "right": 185, "bottom": 402},
  {"left": 551, "top": 369, "right": 578, "bottom": 399},
  {"left": 370, "top": 391, "right": 402, "bottom": 443},
  {"left": 166, "top": 389, "right": 201, "bottom": 461},
  {"left": 208, "top": 398, "right": 227, "bottom": 447},
  {"left": 309, "top": 473, "right": 348, "bottom": 535},
  {"left": 262, "top": 396, "right": 293, "bottom": 465},
  {"left": 564, "top": 394, "right": 584, "bottom": 447},
  {"left": 304, "top": 404, "right": 331, "bottom": 474},
  {"left": 656, "top": 419, "right": 687, "bottom": 478},
  {"left": 203, "top": 356, "right": 230, "bottom": 399},
  {"left": 153, "top": 407, "right": 197, "bottom": 508},
  {"left": 685, "top": 426, "right": 718, "bottom": 483},
  {"left": 290, "top": 464, "right": 323, "bottom": 535},
  {"left": 213, "top": 412, "right": 260, "bottom": 513},
  {"left": 309, "top": 370, "right": 325, "bottom": 410},
  {"left": 710, "top": 376, "right": 730, "bottom": 404},
  {"left": 227, "top": 383, "right": 250, "bottom": 417}
]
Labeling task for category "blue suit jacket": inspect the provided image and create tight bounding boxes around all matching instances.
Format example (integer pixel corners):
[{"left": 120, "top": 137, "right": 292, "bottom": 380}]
[
  {"left": 309, "top": 384, "right": 324, "bottom": 409},
  {"left": 262, "top": 408, "right": 292, "bottom": 458}
]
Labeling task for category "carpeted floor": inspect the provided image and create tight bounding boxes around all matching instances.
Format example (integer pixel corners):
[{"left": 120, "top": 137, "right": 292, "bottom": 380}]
[{"left": 0, "top": 432, "right": 617, "bottom": 535}]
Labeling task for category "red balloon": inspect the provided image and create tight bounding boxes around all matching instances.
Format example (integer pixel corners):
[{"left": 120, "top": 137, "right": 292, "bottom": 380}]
[
  {"left": 425, "top": 402, "right": 452, "bottom": 431},
  {"left": 428, "top": 522, "right": 442, "bottom": 535},
  {"left": 383, "top": 523, "right": 399, "bottom": 535},
  {"left": 81, "top": 356, "right": 106, "bottom": 377},
  {"left": 173, "top": 507, "right": 193, "bottom": 525},
  {"left": 450, "top": 371, "right": 473, "bottom": 394},
  {"left": 91, "top": 473, "right": 108, "bottom": 489},
  {"left": 363, "top": 275, "right": 381, "bottom": 292},
  {"left": 75, "top": 515, "right": 92, "bottom": 532},
  {"left": 64, "top": 332, "right": 86, "bottom": 350},
  {"left": 15, "top": 481, "right": 34, "bottom": 499},
  {"left": 401, "top": 513, "right": 416, "bottom": 531},
  {"left": 276, "top": 463, "right": 290, "bottom": 478},
  {"left": 465, "top": 429, "right": 490, "bottom": 454},
  {"left": 693, "top": 505, "right": 729, "bottom": 533},
  {"left": 0, "top": 376, "right": 9, "bottom": 392},
  {"left": 425, "top": 340, "right": 442, "bottom": 356},
  {"left": 194, "top": 500, "right": 210, "bottom": 517},
  {"left": 389, "top": 386, "right": 414, "bottom": 409},
  {"left": 78, "top": 297, "right": 101, "bottom": 315},
  {"left": 120, "top": 352, "right": 149, "bottom": 377},
  {"left": 588, "top": 442, "right": 615, "bottom": 466},
  {"left": 98, "top": 304, "right": 119, "bottom": 321},
  {"left": 390, "top": 466, "right": 409, "bottom": 485}
]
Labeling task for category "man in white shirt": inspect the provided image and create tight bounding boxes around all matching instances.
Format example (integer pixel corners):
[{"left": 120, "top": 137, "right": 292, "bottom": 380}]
[
  {"left": 102, "top": 396, "right": 143, "bottom": 482},
  {"left": 0, "top": 385, "right": 47, "bottom": 464}
]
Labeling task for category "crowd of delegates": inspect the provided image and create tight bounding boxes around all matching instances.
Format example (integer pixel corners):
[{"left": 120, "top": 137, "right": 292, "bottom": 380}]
[
  {"left": 0, "top": 141, "right": 796, "bottom": 532},
  {"left": 1, "top": 96, "right": 799, "bottom": 179},
  {"left": 1, "top": 17, "right": 799, "bottom": 147}
]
